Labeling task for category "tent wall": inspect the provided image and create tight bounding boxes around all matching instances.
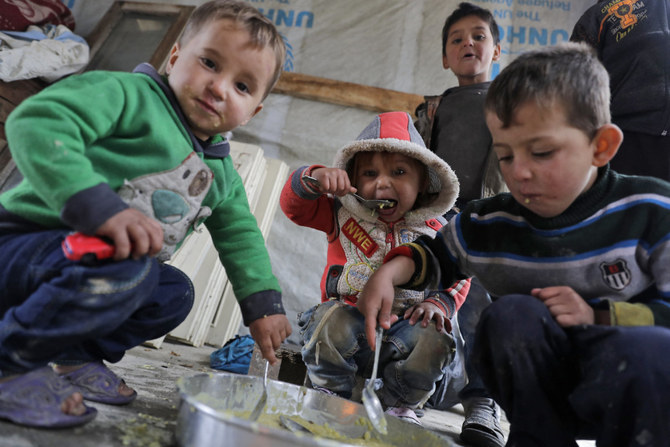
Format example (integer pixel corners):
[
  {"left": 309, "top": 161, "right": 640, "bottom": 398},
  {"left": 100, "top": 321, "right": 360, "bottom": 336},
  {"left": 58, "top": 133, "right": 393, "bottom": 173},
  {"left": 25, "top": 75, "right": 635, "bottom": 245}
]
[{"left": 68, "top": 0, "right": 592, "bottom": 343}]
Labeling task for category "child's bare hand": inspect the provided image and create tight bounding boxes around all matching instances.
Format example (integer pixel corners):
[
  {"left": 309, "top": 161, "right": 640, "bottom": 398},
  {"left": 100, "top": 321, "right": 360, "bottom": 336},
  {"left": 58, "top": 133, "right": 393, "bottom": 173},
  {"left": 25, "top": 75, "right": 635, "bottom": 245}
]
[
  {"left": 531, "top": 286, "right": 595, "bottom": 327},
  {"left": 358, "top": 257, "right": 415, "bottom": 349},
  {"left": 310, "top": 167, "right": 356, "bottom": 197},
  {"left": 404, "top": 301, "right": 450, "bottom": 333},
  {"left": 96, "top": 209, "right": 164, "bottom": 260},
  {"left": 249, "top": 314, "right": 292, "bottom": 365}
]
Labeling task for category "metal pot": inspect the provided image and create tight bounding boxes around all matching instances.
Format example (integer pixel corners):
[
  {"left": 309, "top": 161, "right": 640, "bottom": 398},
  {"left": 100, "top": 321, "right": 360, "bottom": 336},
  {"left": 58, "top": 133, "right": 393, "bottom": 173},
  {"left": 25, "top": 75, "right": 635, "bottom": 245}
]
[{"left": 175, "top": 372, "right": 454, "bottom": 447}]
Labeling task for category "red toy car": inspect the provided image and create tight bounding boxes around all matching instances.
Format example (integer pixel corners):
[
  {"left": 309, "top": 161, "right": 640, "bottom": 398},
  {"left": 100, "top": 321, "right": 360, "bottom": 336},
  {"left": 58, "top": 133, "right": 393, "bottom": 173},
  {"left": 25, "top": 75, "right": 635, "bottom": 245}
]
[{"left": 62, "top": 232, "right": 115, "bottom": 262}]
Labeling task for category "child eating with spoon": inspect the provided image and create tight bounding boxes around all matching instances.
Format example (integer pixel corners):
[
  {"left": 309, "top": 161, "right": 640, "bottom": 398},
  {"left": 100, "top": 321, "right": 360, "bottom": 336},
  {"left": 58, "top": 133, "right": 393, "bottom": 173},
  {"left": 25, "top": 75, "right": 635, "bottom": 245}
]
[{"left": 280, "top": 111, "right": 469, "bottom": 424}]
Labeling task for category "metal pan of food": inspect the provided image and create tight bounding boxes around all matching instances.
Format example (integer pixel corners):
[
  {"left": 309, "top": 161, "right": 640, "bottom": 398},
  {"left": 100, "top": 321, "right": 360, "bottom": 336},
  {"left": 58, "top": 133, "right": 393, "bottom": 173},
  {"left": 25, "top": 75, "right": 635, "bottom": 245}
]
[{"left": 175, "top": 372, "right": 455, "bottom": 447}]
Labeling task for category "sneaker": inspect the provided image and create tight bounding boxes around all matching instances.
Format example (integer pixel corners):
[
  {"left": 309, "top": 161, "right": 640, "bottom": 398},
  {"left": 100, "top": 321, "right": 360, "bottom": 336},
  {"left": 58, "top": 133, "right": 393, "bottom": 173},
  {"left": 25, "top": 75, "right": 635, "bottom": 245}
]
[
  {"left": 460, "top": 397, "right": 505, "bottom": 447},
  {"left": 385, "top": 406, "right": 421, "bottom": 425},
  {"left": 312, "top": 385, "right": 337, "bottom": 396}
]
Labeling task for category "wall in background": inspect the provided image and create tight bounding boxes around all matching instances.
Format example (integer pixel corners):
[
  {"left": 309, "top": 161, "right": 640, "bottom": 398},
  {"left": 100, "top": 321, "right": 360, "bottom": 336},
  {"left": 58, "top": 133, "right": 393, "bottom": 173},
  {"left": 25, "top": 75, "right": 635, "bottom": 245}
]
[{"left": 69, "top": 0, "right": 592, "bottom": 343}]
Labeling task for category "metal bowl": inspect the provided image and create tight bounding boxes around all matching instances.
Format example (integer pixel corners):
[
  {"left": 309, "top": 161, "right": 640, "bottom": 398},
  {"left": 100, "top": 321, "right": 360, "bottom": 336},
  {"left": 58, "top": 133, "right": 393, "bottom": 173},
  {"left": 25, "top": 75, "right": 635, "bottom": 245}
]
[{"left": 175, "top": 372, "right": 455, "bottom": 447}]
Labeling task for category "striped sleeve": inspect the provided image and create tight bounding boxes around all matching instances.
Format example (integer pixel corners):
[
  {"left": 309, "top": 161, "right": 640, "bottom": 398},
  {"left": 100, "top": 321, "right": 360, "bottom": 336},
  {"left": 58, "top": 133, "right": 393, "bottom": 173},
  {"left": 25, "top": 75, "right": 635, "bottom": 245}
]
[{"left": 383, "top": 242, "right": 432, "bottom": 289}]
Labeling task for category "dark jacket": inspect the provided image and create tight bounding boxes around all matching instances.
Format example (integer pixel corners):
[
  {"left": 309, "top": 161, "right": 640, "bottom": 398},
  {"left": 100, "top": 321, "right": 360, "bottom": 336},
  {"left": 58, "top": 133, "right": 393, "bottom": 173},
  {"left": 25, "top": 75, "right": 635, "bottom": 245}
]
[{"left": 571, "top": 0, "right": 670, "bottom": 137}]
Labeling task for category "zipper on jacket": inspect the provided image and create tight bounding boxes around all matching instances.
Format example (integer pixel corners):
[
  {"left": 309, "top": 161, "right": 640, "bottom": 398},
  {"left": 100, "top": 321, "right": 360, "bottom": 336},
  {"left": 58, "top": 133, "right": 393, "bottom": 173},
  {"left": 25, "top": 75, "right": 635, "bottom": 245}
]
[{"left": 386, "top": 221, "right": 396, "bottom": 249}]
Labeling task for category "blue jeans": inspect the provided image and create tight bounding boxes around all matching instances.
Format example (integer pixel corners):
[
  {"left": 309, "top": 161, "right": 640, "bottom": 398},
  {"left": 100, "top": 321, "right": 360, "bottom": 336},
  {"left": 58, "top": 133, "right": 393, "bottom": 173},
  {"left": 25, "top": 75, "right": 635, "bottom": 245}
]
[
  {"left": 0, "top": 229, "right": 194, "bottom": 375},
  {"left": 474, "top": 295, "right": 670, "bottom": 447},
  {"left": 298, "top": 300, "right": 455, "bottom": 408}
]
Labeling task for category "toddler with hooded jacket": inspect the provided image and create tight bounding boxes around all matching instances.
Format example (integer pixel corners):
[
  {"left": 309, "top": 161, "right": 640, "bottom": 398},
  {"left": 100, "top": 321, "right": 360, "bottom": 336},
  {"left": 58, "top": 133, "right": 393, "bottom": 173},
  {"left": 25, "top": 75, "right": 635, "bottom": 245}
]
[{"left": 280, "top": 111, "right": 469, "bottom": 424}]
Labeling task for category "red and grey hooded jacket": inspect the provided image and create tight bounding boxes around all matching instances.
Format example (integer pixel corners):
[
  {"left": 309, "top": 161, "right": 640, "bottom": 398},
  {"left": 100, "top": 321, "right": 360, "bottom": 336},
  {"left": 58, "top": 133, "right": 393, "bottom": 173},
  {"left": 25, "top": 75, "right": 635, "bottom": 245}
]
[{"left": 280, "top": 111, "right": 468, "bottom": 320}]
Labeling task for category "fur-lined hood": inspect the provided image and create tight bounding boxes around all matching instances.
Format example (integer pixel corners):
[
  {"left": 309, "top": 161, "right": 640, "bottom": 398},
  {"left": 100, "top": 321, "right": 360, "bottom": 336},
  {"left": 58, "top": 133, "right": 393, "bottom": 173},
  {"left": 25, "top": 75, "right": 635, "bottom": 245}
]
[{"left": 332, "top": 111, "right": 459, "bottom": 224}]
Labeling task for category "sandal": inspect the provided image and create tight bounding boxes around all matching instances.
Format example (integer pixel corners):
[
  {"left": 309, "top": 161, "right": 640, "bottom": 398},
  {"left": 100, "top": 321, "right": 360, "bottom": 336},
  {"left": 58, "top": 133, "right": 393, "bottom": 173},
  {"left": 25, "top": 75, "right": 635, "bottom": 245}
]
[
  {"left": 60, "top": 361, "right": 137, "bottom": 405},
  {"left": 0, "top": 367, "right": 97, "bottom": 428}
]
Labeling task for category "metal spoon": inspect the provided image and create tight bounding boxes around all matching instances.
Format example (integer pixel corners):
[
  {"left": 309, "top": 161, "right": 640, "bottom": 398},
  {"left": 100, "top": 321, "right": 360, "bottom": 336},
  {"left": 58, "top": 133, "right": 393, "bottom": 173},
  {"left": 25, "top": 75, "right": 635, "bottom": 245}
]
[
  {"left": 249, "top": 359, "right": 268, "bottom": 421},
  {"left": 281, "top": 415, "right": 367, "bottom": 440},
  {"left": 302, "top": 175, "right": 396, "bottom": 210},
  {"left": 362, "top": 326, "right": 388, "bottom": 434},
  {"left": 279, "top": 415, "right": 313, "bottom": 435}
]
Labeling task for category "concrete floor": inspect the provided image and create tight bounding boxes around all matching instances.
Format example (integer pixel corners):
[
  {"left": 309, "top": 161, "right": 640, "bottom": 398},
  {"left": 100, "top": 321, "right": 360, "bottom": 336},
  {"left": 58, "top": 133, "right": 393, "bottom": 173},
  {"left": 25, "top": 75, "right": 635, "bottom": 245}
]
[
  {"left": 0, "top": 339, "right": 595, "bottom": 447},
  {"left": 0, "top": 339, "right": 210, "bottom": 447}
]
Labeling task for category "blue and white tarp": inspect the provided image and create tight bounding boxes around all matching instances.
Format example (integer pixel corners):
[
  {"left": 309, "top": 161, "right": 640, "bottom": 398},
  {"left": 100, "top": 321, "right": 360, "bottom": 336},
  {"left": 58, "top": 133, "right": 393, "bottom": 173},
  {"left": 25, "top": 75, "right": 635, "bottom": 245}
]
[{"left": 71, "top": 0, "right": 592, "bottom": 342}]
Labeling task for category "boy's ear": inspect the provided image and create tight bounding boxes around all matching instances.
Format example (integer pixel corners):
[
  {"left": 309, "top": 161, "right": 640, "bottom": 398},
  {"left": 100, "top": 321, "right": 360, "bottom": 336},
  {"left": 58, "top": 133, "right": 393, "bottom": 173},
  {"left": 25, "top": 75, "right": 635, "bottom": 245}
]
[
  {"left": 592, "top": 123, "right": 623, "bottom": 167},
  {"left": 240, "top": 103, "right": 264, "bottom": 126},
  {"left": 492, "top": 42, "right": 502, "bottom": 61},
  {"left": 442, "top": 53, "right": 450, "bottom": 70},
  {"left": 165, "top": 43, "right": 180, "bottom": 74}
]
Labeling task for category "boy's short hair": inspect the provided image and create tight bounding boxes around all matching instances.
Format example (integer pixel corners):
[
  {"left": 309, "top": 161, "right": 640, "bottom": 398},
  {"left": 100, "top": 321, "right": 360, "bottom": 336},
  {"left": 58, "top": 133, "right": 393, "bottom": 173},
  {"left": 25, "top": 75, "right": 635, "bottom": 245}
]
[
  {"left": 441, "top": 2, "right": 500, "bottom": 57},
  {"left": 179, "top": 0, "right": 286, "bottom": 98},
  {"left": 484, "top": 42, "right": 611, "bottom": 138}
]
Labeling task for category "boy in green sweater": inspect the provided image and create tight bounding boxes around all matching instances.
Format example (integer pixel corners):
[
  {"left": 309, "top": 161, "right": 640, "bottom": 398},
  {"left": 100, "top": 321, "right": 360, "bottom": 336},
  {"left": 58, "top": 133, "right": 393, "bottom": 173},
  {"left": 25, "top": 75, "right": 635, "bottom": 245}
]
[
  {"left": 359, "top": 42, "right": 670, "bottom": 446},
  {"left": 0, "top": 0, "right": 291, "bottom": 429}
]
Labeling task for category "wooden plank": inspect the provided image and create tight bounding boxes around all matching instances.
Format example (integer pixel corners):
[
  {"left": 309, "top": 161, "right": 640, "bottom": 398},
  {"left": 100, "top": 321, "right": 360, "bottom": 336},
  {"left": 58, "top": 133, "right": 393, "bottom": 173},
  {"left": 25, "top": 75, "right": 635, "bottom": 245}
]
[
  {"left": 0, "top": 78, "right": 47, "bottom": 184},
  {"left": 86, "top": 1, "right": 194, "bottom": 73},
  {"left": 0, "top": 79, "right": 46, "bottom": 107},
  {"left": 0, "top": 157, "right": 19, "bottom": 193},
  {"left": 272, "top": 72, "right": 424, "bottom": 117},
  {"left": 151, "top": 5, "right": 195, "bottom": 72},
  {"left": 0, "top": 78, "right": 47, "bottom": 140},
  {"left": 85, "top": 2, "right": 124, "bottom": 63}
]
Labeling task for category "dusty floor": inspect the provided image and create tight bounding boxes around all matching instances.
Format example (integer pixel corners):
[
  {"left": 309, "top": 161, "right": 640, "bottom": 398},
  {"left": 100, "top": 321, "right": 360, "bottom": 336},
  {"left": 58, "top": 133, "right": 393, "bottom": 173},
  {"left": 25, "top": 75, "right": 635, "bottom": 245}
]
[
  {"left": 0, "top": 339, "right": 208, "bottom": 447},
  {"left": 0, "top": 339, "right": 595, "bottom": 447}
]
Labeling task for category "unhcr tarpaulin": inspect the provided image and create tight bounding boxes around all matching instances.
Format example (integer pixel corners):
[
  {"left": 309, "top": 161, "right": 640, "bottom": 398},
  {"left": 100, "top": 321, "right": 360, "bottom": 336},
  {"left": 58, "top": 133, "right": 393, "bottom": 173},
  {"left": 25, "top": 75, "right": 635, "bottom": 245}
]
[{"left": 70, "top": 0, "right": 592, "bottom": 341}]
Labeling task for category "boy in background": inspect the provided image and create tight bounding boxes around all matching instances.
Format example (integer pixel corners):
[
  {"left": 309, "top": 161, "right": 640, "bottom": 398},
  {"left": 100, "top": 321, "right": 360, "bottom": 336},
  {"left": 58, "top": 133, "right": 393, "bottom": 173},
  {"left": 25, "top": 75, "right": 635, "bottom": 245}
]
[
  {"left": 0, "top": 0, "right": 291, "bottom": 428},
  {"left": 359, "top": 42, "right": 670, "bottom": 447},
  {"left": 571, "top": 0, "right": 670, "bottom": 181},
  {"left": 415, "top": 3, "right": 505, "bottom": 446},
  {"left": 280, "top": 111, "right": 468, "bottom": 424}
]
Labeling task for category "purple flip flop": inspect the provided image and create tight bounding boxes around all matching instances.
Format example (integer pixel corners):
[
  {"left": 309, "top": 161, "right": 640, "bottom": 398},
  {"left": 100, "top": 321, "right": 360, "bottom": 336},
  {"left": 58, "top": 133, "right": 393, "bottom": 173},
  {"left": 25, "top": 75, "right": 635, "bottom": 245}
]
[
  {"left": 0, "top": 366, "right": 97, "bottom": 428},
  {"left": 61, "top": 362, "right": 137, "bottom": 405}
]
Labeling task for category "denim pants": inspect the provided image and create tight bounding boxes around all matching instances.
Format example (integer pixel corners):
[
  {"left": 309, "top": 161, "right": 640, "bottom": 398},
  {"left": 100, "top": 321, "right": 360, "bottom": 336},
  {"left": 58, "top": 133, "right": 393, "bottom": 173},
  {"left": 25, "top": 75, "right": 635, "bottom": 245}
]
[
  {"left": 0, "top": 229, "right": 194, "bottom": 375},
  {"left": 298, "top": 300, "right": 455, "bottom": 408},
  {"left": 474, "top": 294, "right": 670, "bottom": 447}
]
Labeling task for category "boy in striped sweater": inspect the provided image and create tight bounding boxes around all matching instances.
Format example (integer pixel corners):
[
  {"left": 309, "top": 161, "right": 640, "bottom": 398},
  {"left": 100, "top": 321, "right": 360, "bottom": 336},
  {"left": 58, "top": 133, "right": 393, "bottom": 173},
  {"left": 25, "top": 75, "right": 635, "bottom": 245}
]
[{"left": 358, "top": 42, "right": 670, "bottom": 446}]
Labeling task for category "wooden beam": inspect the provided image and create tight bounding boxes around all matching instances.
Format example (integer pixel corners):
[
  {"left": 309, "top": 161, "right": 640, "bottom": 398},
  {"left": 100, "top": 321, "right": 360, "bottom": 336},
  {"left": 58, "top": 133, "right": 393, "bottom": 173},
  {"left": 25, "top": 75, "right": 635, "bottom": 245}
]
[{"left": 272, "top": 72, "right": 424, "bottom": 117}]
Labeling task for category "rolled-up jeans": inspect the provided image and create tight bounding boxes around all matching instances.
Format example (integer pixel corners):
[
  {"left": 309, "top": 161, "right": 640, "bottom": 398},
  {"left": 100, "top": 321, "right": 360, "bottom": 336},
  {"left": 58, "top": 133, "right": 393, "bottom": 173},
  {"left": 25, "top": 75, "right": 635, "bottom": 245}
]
[
  {"left": 0, "top": 229, "right": 194, "bottom": 375},
  {"left": 298, "top": 299, "right": 455, "bottom": 408}
]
